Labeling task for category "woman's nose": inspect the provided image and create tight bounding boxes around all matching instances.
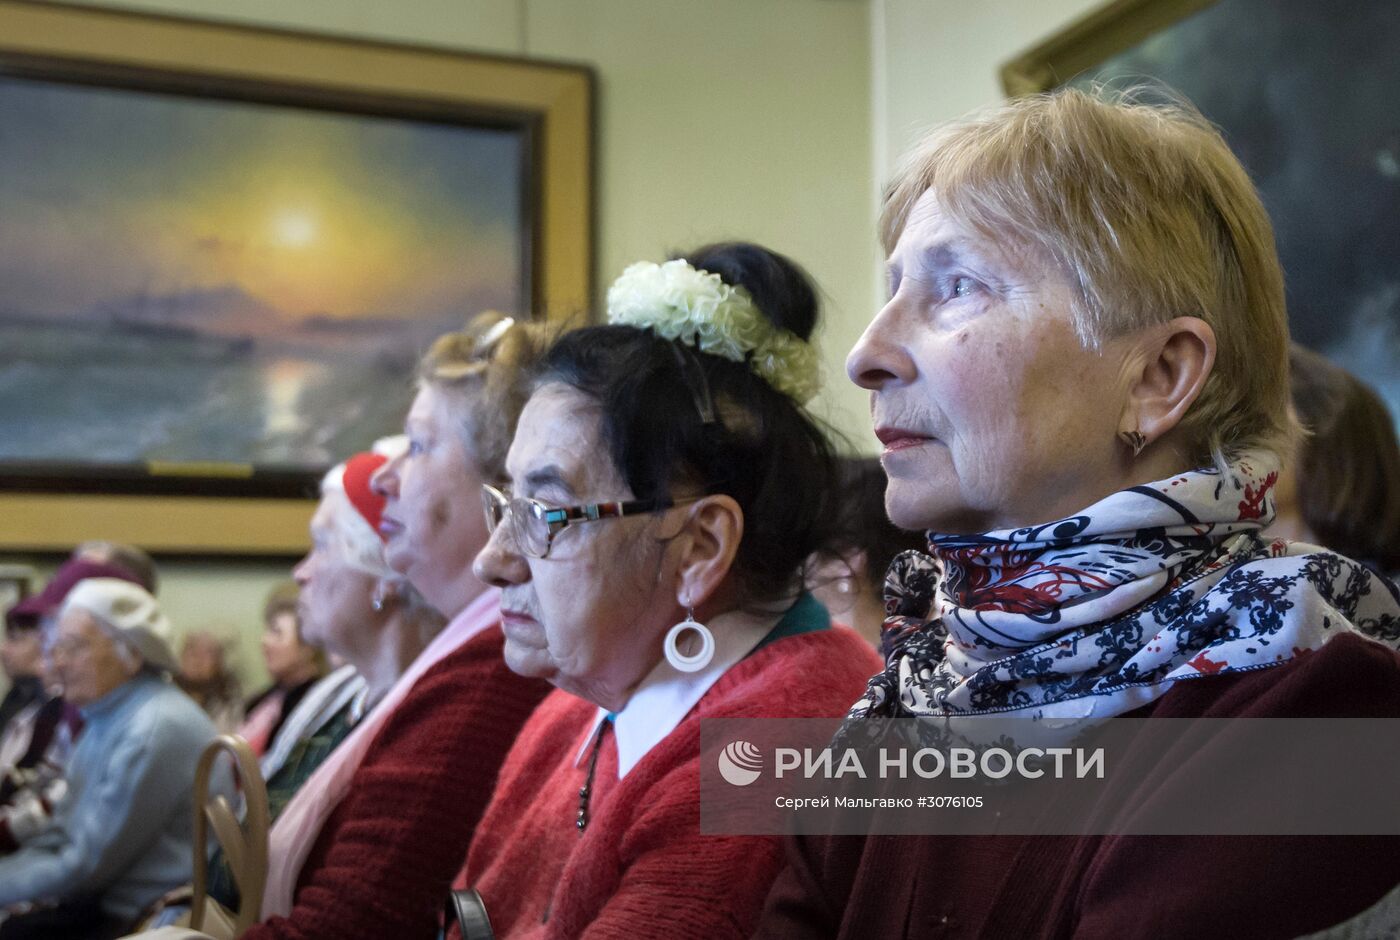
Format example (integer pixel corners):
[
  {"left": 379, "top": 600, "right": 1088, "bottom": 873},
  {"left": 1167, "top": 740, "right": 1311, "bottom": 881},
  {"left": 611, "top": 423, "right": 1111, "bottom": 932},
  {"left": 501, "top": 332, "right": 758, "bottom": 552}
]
[
  {"left": 472, "top": 524, "right": 530, "bottom": 588},
  {"left": 370, "top": 454, "right": 400, "bottom": 497},
  {"left": 847, "top": 298, "right": 917, "bottom": 390}
]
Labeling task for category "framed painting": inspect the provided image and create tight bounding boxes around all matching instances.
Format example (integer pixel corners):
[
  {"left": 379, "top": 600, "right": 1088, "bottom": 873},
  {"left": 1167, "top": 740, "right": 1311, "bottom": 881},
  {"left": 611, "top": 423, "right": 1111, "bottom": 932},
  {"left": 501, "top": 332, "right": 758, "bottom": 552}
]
[
  {"left": 1002, "top": 0, "right": 1400, "bottom": 439},
  {"left": 0, "top": 0, "right": 593, "bottom": 553}
]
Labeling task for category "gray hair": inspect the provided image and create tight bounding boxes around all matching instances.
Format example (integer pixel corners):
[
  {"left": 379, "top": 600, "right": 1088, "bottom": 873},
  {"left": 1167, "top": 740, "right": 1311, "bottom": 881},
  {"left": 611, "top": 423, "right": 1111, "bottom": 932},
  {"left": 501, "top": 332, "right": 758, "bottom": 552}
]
[{"left": 881, "top": 86, "right": 1296, "bottom": 473}]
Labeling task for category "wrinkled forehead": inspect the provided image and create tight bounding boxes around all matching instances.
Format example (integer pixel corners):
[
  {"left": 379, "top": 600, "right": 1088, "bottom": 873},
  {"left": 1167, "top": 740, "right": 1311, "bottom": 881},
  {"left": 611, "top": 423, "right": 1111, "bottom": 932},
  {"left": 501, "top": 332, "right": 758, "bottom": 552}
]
[
  {"left": 311, "top": 493, "right": 363, "bottom": 547},
  {"left": 408, "top": 383, "right": 488, "bottom": 473},
  {"left": 507, "top": 383, "right": 627, "bottom": 498},
  {"left": 309, "top": 498, "right": 338, "bottom": 535},
  {"left": 891, "top": 191, "right": 991, "bottom": 264},
  {"left": 55, "top": 606, "right": 104, "bottom": 640},
  {"left": 407, "top": 383, "right": 448, "bottom": 432},
  {"left": 890, "top": 188, "right": 1062, "bottom": 283},
  {"left": 899, "top": 187, "right": 954, "bottom": 235}
]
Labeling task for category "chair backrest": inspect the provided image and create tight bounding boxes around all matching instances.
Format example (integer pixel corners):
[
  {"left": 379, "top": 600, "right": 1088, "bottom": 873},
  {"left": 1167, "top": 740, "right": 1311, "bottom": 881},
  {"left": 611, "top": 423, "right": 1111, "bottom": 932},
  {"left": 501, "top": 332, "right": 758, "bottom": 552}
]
[{"left": 191, "top": 734, "right": 270, "bottom": 937}]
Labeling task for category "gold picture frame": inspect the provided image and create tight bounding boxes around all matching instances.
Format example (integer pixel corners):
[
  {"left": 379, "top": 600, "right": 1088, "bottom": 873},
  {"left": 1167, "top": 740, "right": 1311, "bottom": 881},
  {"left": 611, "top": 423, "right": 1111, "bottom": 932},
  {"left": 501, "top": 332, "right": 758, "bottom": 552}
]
[
  {"left": 1000, "top": 0, "right": 1217, "bottom": 95},
  {"left": 0, "top": 0, "right": 593, "bottom": 554}
]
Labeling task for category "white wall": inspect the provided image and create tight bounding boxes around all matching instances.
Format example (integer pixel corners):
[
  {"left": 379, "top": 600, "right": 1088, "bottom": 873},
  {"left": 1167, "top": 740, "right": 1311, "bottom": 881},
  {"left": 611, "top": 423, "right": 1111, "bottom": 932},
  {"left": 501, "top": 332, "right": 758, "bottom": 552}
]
[
  {"left": 865, "top": 0, "right": 1101, "bottom": 314},
  {"left": 871, "top": 0, "right": 1102, "bottom": 178}
]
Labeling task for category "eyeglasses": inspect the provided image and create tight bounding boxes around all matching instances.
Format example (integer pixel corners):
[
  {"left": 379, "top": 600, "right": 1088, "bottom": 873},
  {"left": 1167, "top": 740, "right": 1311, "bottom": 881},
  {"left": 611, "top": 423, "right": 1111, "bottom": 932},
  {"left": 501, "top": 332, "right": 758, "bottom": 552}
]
[
  {"left": 480, "top": 483, "right": 676, "bottom": 559},
  {"left": 46, "top": 634, "right": 95, "bottom": 660}
]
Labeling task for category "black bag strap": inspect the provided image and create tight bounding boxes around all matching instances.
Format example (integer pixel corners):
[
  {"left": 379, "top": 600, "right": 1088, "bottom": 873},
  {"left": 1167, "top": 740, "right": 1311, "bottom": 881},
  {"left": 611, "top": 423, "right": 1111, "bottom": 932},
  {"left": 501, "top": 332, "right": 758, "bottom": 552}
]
[{"left": 445, "top": 887, "right": 495, "bottom": 940}]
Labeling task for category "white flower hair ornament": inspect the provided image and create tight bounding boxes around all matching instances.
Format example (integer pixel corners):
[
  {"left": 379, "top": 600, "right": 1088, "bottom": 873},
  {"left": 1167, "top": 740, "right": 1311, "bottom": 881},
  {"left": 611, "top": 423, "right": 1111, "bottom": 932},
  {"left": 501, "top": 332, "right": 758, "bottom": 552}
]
[{"left": 606, "top": 259, "right": 821, "bottom": 404}]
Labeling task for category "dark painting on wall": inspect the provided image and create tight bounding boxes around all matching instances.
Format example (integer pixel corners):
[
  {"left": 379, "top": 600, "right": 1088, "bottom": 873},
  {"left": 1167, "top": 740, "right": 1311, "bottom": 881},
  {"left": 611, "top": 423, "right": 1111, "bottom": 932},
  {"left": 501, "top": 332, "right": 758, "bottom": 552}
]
[
  {"left": 1005, "top": 0, "right": 1400, "bottom": 428},
  {"left": 0, "top": 72, "right": 526, "bottom": 483}
]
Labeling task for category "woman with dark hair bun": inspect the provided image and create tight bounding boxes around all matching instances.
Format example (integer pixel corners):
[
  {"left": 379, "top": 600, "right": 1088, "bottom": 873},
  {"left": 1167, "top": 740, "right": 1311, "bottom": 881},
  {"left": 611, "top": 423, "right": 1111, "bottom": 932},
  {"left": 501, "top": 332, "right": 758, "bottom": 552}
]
[{"left": 451, "top": 242, "right": 881, "bottom": 938}]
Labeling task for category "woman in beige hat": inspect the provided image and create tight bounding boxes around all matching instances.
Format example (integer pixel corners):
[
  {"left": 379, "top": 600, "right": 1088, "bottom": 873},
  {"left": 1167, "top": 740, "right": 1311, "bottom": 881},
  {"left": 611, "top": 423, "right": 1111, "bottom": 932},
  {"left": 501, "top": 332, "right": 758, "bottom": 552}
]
[{"left": 0, "top": 579, "right": 225, "bottom": 939}]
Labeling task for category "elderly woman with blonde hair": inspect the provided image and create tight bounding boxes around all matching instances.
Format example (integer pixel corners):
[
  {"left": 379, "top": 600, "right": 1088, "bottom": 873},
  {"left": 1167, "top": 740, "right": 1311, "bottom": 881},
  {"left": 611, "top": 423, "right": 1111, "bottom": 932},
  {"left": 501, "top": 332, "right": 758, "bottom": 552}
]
[
  {"left": 756, "top": 87, "right": 1400, "bottom": 938},
  {"left": 139, "top": 318, "right": 555, "bottom": 940},
  {"left": 223, "top": 316, "right": 555, "bottom": 940}
]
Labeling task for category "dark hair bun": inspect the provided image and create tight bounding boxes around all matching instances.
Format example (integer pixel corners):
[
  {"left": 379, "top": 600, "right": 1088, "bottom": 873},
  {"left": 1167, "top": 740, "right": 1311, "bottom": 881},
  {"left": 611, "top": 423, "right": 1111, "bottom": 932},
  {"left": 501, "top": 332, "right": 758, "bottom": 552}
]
[
  {"left": 539, "top": 241, "right": 841, "bottom": 607},
  {"left": 679, "top": 242, "right": 819, "bottom": 342}
]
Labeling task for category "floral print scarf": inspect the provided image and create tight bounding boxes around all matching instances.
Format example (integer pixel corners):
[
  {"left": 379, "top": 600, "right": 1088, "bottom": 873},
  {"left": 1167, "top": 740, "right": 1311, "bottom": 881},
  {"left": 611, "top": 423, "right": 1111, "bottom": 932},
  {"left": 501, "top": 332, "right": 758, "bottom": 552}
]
[{"left": 843, "top": 453, "right": 1400, "bottom": 734}]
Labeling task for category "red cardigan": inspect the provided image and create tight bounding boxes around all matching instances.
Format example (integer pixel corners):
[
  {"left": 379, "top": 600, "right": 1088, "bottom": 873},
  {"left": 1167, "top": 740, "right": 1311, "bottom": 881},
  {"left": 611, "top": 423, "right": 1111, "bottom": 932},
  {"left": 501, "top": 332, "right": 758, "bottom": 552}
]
[
  {"left": 243, "top": 625, "right": 551, "bottom": 940},
  {"left": 458, "top": 628, "right": 883, "bottom": 939},
  {"left": 755, "top": 632, "right": 1400, "bottom": 939}
]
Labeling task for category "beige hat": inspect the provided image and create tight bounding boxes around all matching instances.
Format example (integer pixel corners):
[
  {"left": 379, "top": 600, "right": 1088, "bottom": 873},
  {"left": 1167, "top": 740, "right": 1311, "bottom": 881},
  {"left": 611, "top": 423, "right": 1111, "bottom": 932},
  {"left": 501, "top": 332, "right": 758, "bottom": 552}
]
[{"left": 60, "top": 577, "right": 178, "bottom": 673}]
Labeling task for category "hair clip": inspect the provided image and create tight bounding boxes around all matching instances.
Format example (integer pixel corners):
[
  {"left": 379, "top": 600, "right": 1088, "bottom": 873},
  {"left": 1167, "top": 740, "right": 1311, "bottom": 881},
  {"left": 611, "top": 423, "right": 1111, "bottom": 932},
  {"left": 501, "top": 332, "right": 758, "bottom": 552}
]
[{"left": 475, "top": 316, "right": 516, "bottom": 355}]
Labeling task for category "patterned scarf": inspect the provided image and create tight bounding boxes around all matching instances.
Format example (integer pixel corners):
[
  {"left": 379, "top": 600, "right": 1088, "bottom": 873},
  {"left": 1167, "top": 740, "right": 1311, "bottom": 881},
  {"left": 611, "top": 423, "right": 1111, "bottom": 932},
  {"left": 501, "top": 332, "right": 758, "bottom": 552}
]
[{"left": 843, "top": 453, "right": 1400, "bottom": 736}]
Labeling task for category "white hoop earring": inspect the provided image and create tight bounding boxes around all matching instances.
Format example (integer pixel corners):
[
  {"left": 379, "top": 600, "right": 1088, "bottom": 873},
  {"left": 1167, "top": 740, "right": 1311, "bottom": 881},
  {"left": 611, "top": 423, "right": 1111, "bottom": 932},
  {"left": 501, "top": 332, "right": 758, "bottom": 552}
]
[{"left": 664, "top": 609, "right": 714, "bottom": 673}]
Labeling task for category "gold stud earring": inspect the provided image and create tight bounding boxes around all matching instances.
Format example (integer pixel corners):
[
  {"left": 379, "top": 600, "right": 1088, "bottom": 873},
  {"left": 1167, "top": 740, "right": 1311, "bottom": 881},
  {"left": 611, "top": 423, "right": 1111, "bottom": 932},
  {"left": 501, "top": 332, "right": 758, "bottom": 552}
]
[{"left": 1118, "top": 429, "right": 1147, "bottom": 457}]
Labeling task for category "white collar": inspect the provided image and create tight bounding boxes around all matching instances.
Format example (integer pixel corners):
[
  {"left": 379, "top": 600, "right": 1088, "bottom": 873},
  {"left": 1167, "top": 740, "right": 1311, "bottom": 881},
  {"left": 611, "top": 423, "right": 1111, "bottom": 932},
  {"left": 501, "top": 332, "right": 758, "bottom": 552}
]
[{"left": 573, "top": 605, "right": 782, "bottom": 778}]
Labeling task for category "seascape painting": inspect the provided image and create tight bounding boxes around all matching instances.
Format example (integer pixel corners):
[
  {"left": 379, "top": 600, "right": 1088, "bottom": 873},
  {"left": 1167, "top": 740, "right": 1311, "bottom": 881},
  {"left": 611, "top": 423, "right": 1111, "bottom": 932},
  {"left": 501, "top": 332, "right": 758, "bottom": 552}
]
[
  {"left": 0, "top": 73, "right": 525, "bottom": 476},
  {"left": 1068, "top": 0, "right": 1400, "bottom": 427}
]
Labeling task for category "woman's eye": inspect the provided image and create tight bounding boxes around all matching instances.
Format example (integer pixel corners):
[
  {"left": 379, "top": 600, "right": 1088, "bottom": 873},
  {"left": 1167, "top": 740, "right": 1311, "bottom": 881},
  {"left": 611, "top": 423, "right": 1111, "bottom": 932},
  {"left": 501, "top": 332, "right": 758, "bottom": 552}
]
[{"left": 950, "top": 276, "right": 978, "bottom": 298}]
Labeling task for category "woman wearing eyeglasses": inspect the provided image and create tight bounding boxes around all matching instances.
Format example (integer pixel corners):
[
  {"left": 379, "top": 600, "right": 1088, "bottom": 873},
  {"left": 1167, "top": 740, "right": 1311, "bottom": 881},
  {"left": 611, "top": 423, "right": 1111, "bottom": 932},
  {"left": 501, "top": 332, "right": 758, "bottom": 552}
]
[{"left": 450, "top": 243, "right": 883, "bottom": 939}]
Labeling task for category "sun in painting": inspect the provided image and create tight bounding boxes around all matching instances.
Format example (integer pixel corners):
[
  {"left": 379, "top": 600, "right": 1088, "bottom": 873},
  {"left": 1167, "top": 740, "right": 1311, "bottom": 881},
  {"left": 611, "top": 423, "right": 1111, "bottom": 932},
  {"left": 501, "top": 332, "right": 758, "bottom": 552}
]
[{"left": 272, "top": 208, "right": 317, "bottom": 248}]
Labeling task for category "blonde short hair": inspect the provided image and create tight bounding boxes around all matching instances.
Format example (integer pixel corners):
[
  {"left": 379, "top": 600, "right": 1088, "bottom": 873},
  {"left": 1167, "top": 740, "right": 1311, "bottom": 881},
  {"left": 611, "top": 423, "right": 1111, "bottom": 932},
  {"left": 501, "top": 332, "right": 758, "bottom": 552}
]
[
  {"left": 418, "top": 311, "right": 554, "bottom": 480},
  {"left": 881, "top": 87, "right": 1295, "bottom": 471}
]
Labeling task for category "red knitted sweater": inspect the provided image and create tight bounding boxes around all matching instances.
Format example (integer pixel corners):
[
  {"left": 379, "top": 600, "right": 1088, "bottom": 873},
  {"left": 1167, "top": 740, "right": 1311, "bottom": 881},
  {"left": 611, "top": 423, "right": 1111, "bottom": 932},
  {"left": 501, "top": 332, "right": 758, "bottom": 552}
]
[
  {"left": 243, "top": 625, "right": 551, "bottom": 940},
  {"left": 457, "top": 628, "right": 882, "bottom": 939}
]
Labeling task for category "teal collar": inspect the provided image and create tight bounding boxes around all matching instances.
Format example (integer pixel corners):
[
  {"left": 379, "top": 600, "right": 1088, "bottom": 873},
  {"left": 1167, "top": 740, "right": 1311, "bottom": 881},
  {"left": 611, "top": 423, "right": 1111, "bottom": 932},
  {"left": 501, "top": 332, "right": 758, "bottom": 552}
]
[{"left": 750, "top": 591, "right": 829, "bottom": 656}]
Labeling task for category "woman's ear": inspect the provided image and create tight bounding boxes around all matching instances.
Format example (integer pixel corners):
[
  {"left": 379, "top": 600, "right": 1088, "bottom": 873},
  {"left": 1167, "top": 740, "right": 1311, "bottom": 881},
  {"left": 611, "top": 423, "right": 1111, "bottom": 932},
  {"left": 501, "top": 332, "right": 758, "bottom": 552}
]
[
  {"left": 122, "top": 650, "right": 144, "bottom": 679},
  {"left": 371, "top": 577, "right": 404, "bottom": 613},
  {"left": 1120, "top": 316, "right": 1216, "bottom": 449},
  {"left": 673, "top": 494, "right": 744, "bottom": 614}
]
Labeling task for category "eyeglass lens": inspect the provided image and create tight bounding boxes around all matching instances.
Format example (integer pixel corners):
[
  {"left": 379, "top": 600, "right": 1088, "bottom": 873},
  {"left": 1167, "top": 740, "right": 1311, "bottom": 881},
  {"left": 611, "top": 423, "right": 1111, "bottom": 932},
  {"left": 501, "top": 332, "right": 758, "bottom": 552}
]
[
  {"left": 509, "top": 498, "right": 551, "bottom": 557},
  {"left": 480, "top": 485, "right": 551, "bottom": 557}
]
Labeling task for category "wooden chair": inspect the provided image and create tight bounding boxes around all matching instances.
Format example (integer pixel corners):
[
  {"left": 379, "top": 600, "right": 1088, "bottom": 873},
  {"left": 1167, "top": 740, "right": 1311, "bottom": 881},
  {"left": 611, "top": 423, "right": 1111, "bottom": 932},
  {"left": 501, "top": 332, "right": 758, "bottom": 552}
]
[{"left": 190, "top": 734, "right": 269, "bottom": 939}]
